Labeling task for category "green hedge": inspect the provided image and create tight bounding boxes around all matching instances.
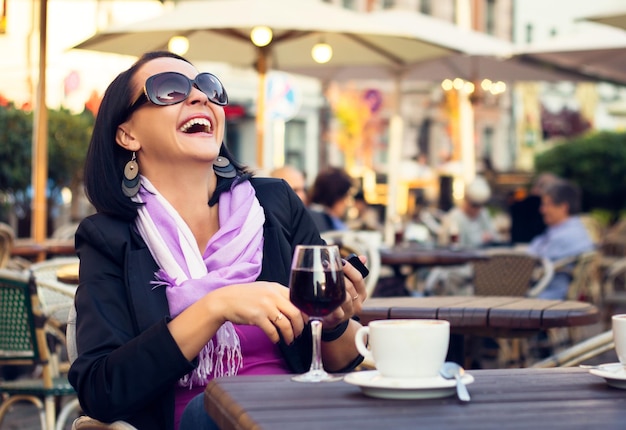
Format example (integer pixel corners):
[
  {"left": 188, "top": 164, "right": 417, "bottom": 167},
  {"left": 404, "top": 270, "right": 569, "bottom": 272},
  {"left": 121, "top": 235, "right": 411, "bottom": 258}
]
[{"left": 534, "top": 131, "right": 626, "bottom": 222}]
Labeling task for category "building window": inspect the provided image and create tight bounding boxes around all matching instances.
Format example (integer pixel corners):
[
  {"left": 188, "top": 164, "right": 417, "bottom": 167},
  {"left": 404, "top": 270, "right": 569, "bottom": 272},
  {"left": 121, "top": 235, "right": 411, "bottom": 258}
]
[
  {"left": 419, "top": 0, "right": 431, "bottom": 15},
  {"left": 485, "top": 0, "right": 496, "bottom": 35},
  {"left": 525, "top": 23, "right": 533, "bottom": 43},
  {"left": 284, "top": 120, "right": 307, "bottom": 172},
  {"left": 342, "top": 0, "right": 355, "bottom": 9}
]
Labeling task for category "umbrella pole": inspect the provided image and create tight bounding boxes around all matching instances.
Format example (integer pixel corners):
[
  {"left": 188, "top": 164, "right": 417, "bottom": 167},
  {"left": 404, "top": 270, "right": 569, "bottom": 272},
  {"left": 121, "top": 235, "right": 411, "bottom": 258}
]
[
  {"left": 255, "top": 48, "right": 267, "bottom": 169},
  {"left": 384, "top": 74, "right": 403, "bottom": 247},
  {"left": 31, "top": 0, "right": 48, "bottom": 248}
]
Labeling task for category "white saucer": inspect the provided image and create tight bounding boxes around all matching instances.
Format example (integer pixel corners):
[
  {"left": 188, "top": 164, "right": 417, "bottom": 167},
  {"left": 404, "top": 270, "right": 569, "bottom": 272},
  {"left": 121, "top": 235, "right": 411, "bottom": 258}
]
[
  {"left": 589, "top": 363, "right": 626, "bottom": 389},
  {"left": 344, "top": 370, "right": 474, "bottom": 400}
]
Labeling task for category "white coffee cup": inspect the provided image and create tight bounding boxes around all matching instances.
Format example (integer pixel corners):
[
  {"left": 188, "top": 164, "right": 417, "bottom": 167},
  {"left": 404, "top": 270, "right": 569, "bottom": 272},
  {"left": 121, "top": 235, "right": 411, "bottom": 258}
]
[
  {"left": 355, "top": 319, "right": 450, "bottom": 379},
  {"left": 612, "top": 314, "right": 626, "bottom": 364}
]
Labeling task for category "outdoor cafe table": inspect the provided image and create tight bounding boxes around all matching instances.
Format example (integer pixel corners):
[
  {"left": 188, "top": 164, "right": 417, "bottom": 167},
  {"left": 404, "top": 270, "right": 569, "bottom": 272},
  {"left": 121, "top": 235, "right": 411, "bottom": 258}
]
[
  {"left": 11, "top": 238, "right": 75, "bottom": 261},
  {"left": 357, "top": 296, "right": 600, "bottom": 364},
  {"left": 379, "top": 244, "right": 489, "bottom": 278},
  {"left": 204, "top": 367, "right": 626, "bottom": 430}
]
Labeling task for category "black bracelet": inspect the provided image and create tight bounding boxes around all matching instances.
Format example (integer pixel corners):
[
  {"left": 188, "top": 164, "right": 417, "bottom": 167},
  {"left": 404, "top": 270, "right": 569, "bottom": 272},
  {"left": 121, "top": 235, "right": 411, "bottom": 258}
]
[{"left": 321, "top": 319, "right": 350, "bottom": 342}]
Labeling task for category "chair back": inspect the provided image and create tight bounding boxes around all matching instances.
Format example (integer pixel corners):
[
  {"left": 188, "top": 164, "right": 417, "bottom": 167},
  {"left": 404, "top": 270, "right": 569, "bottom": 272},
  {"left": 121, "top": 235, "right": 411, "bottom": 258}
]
[
  {"left": 472, "top": 250, "right": 553, "bottom": 297},
  {"left": 321, "top": 230, "right": 382, "bottom": 297},
  {"left": 0, "top": 269, "right": 51, "bottom": 380},
  {"left": 564, "top": 251, "right": 601, "bottom": 304},
  {"left": 31, "top": 256, "right": 80, "bottom": 326},
  {"left": 0, "top": 222, "right": 15, "bottom": 269}
]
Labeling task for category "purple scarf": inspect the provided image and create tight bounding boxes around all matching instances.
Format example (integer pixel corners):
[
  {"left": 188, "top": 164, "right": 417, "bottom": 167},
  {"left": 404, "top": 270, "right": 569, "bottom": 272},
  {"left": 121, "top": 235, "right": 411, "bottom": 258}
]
[{"left": 133, "top": 176, "right": 265, "bottom": 387}]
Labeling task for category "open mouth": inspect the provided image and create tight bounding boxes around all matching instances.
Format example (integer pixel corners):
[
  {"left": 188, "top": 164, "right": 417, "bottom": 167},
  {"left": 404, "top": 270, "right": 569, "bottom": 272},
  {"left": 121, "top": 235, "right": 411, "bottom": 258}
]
[{"left": 179, "top": 117, "right": 212, "bottom": 134}]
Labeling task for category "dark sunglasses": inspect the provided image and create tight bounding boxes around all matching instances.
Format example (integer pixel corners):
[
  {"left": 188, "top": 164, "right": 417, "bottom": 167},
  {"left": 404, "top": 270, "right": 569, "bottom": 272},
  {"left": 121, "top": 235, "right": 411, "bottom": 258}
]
[{"left": 128, "top": 71, "right": 228, "bottom": 114}]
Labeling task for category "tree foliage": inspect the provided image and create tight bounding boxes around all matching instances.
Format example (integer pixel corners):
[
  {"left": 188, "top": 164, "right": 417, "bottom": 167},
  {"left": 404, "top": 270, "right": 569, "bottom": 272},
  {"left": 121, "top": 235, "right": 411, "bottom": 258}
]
[
  {"left": 534, "top": 131, "right": 626, "bottom": 220},
  {"left": 0, "top": 103, "right": 93, "bottom": 195},
  {"left": 0, "top": 103, "right": 32, "bottom": 192}
]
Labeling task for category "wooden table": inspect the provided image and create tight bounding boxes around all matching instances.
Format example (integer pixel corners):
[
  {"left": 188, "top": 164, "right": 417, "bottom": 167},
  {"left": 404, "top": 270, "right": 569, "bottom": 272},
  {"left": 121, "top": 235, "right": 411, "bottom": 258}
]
[
  {"left": 205, "top": 367, "right": 625, "bottom": 430},
  {"left": 358, "top": 296, "right": 600, "bottom": 364},
  {"left": 380, "top": 244, "right": 488, "bottom": 268},
  {"left": 379, "top": 244, "right": 489, "bottom": 280},
  {"left": 11, "top": 239, "right": 75, "bottom": 261},
  {"left": 358, "top": 296, "right": 599, "bottom": 336}
]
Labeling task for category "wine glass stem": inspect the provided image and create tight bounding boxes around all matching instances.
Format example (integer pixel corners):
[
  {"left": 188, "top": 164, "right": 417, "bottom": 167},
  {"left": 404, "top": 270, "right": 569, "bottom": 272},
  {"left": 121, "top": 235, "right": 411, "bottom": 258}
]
[{"left": 309, "top": 318, "right": 324, "bottom": 374}]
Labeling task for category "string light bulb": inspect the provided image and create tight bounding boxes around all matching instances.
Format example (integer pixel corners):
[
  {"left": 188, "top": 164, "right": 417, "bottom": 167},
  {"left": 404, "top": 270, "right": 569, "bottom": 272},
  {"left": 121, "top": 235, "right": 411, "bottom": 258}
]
[
  {"left": 311, "top": 41, "right": 333, "bottom": 64},
  {"left": 168, "top": 36, "right": 189, "bottom": 55},
  {"left": 250, "top": 26, "right": 273, "bottom": 47}
]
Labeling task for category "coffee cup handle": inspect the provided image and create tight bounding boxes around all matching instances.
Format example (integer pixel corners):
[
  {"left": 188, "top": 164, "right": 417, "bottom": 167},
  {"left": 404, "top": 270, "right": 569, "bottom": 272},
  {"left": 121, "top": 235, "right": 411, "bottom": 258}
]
[{"left": 355, "top": 326, "right": 372, "bottom": 360}]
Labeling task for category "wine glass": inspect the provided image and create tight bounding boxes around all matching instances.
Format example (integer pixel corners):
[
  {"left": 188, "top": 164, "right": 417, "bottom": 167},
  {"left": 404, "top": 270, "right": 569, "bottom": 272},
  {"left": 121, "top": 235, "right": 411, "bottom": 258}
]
[{"left": 289, "top": 245, "right": 346, "bottom": 382}]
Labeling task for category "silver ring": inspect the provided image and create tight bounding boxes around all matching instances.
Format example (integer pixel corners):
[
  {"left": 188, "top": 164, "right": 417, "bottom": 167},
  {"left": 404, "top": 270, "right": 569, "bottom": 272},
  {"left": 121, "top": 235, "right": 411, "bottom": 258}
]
[
  {"left": 352, "top": 294, "right": 359, "bottom": 301},
  {"left": 274, "top": 313, "right": 284, "bottom": 323}
]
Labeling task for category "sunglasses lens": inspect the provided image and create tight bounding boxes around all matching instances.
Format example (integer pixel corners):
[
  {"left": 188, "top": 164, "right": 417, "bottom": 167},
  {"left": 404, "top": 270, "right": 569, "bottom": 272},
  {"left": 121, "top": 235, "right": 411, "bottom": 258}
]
[
  {"left": 148, "top": 72, "right": 191, "bottom": 105},
  {"left": 196, "top": 73, "right": 228, "bottom": 106}
]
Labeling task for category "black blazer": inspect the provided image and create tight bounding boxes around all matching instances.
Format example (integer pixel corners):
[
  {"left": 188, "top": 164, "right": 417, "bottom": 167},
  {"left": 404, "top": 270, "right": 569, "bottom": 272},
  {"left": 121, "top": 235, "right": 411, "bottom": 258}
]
[{"left": 69, "top": 178, "right": 339, "bottom": 429}]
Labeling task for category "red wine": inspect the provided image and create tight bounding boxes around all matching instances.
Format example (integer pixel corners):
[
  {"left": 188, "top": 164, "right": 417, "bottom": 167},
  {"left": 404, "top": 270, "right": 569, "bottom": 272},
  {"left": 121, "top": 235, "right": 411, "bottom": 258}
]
[{"left": 290, "top": 269, "right": 346, "bottom": 317}]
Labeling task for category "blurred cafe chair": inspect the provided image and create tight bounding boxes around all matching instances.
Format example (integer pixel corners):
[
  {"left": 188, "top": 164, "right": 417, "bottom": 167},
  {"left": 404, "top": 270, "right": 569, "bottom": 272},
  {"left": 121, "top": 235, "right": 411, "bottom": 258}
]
[
  {"left": 0, "top": 222, "right": 15, "bottom": 269},
  {"left": 471, "top": 249, "right": 554, "bottom": 298},
  {"left": 66, "top": 305, "right": 138, "bottom": 430},
  {"left": 0, "top": 269, "right": 77, "bottom": 430},
  {"left": 469, "top": 249, "right": 554, "bottom": 367},
  {"left": 321, "top": 230, "right": 382, "bottom": 297},
  {"left": 531, "top": 329, "right": 614, "bottom": 368}
]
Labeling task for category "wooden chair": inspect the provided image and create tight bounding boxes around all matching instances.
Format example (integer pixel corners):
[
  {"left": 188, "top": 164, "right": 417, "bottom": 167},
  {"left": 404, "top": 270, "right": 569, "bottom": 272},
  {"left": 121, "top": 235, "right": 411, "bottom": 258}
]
[{"left": 0, "top": 269, "right": 77, "bottom": 430}]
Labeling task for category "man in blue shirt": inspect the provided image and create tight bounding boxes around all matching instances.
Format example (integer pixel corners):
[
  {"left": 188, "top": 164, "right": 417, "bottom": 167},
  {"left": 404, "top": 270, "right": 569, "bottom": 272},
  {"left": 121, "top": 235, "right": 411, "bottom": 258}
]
[{"left": 527, "top": 179, "right": 594, "bottom": 299}]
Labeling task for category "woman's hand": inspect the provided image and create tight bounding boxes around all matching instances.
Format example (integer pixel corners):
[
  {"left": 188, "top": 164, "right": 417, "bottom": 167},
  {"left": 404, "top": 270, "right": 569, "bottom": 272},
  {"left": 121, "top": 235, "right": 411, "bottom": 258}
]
[
  {"left": 205, "top": 281, "right": 306, "bottom": 345},
  {"left": 321, "top": 255, "right": 368, "bottom": 329}
]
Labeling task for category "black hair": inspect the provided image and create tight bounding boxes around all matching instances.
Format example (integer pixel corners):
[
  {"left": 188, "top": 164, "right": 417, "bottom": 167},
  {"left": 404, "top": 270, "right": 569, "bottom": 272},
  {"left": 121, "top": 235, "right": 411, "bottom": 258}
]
[
  {"left": 309, "top": 167, "right": 354, "bottom": 208},
  {"left": 83, "top": 50, "right": 248, "bottom": 220}
]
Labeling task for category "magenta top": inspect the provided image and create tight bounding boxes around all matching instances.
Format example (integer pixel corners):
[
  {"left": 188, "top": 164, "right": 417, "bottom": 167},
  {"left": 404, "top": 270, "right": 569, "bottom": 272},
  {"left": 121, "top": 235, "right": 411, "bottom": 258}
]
[{"left": 174, "top": 324, "right": 290, "bottom": 429}]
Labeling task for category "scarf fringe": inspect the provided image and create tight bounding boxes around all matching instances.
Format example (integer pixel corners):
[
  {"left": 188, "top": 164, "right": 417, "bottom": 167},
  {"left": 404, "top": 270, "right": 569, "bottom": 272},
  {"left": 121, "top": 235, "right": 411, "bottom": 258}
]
[{"left": 179, "top": 322, "right": 243, "bottom": 389}]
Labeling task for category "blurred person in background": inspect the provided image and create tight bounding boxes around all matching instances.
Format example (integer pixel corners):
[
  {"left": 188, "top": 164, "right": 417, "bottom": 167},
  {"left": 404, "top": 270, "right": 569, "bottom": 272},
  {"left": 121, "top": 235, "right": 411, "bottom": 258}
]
[
  {"left": 425, "top": 176, "right": 499, "bottom": 295},
  {"left": 308, "top": 167, "right": 354, "bottom": 233},
  {"left": 509, "top": 172, "right": 560, "bottom": 245},
  {"left": 527, "top": 179, "right": 594, "bottom": 299},
  {"left": 269, "top": 165, "right": 307, "bottom": 203},
  {"left": 346, "top": 190, "right": 383, "bottom": 232},
  {"left": 438, "top": 176, "right": 499, "bottom": 248}
]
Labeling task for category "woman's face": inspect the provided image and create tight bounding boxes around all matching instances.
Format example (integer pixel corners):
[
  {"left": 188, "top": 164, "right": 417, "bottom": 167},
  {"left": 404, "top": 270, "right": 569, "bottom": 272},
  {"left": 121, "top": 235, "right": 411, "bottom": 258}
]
[{"left": 118, "top": 57, "right": 226, "bottom": 172}]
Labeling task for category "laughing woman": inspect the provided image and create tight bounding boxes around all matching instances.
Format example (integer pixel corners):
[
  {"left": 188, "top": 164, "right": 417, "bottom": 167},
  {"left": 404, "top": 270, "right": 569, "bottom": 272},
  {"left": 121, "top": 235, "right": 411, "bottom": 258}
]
[{"left": 68, "top": 51, "right": 366, "bottom": 430}]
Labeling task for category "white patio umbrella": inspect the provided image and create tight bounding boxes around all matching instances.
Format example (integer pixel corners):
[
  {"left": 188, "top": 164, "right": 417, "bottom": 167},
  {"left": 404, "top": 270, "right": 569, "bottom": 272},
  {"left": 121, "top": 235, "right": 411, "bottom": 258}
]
[
  {"left": 513, "top": 28, "right": 626, "bottom": 87},
  {"left": 584, "top": 6, "right": 626, "bottom": 31}
]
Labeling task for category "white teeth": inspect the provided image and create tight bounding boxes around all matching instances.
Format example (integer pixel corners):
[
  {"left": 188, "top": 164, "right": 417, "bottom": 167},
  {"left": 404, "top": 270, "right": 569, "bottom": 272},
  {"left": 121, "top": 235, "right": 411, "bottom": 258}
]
[{"left": 179, "top": 117, "right": 212, "bottom": 133}]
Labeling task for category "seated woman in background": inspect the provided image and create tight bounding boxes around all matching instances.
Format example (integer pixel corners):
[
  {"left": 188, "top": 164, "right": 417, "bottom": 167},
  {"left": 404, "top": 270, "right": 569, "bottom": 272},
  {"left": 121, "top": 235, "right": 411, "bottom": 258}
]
[
  {"left": 69, "top": 51, "right": 366, "bottom": 430},
  {"left": 307, "top": 166, "right": 355, "bottom": 233}
]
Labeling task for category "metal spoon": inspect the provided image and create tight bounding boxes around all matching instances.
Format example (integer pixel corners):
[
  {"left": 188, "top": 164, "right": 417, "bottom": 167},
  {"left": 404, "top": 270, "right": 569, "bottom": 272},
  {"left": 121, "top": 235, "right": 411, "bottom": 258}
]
[{"left": 440, "top": 361, "right": 471, "bottom": 402}]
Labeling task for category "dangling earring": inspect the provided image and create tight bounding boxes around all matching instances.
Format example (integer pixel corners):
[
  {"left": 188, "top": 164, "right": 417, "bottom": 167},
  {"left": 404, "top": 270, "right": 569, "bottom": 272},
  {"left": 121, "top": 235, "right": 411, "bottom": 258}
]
[
  {"left": 121, "top": 152, "right": 141, "bottom": 197},
  {"left": 213, "top": 156, "right": 236, "bottom": 178}
]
